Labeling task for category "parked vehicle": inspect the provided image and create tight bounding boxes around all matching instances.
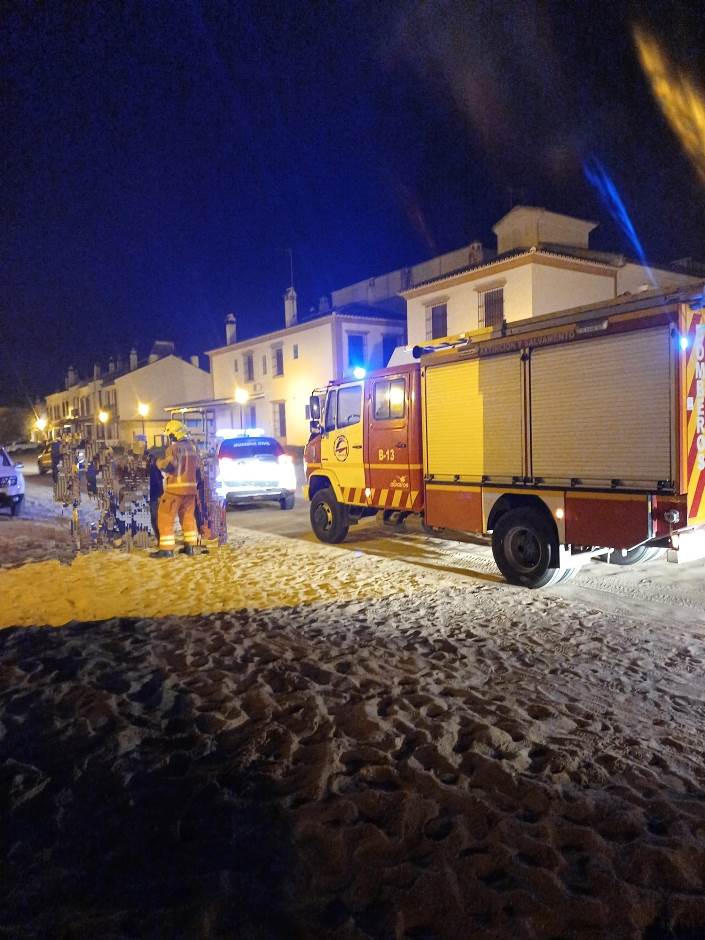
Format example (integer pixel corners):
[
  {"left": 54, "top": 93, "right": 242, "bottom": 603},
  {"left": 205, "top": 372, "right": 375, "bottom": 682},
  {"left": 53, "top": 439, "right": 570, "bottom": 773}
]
[
  {"left": 0, "top": 447, "right": 25, "bottom": 516},
  {"left": 216, "top": 430, "right": 296, "bottom": 510},
  {"left": 304, "top": 284, "right": 705, "bottom": 587},
  {"left": 37, "top": 443, "right": 53, "bottom": 474}
]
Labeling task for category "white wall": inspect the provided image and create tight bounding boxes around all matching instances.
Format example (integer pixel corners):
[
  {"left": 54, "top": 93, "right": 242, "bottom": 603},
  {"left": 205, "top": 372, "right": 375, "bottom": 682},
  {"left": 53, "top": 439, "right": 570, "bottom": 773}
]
[
  {"left": 210, "top": 320, "right": 336, "bottom": 446},
  {"left": 530, "top": 263, "right": 615, "bottom": 317},
  {"left": 407, "top": 256, "right": 623, "bottom": 344},
  {"left": 335, "top": 318, "right": 406, "bottom": 380},
  {"left": 616, "top": 263, "right": 700, "bottom": 295},
  {"left": 114, "top": 356, "right": 212, "bottom": 444}
]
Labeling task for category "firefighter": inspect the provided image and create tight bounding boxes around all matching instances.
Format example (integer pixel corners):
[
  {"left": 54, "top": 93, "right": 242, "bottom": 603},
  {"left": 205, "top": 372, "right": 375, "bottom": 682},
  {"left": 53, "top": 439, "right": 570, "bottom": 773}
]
[{"left": 150, "top": 420, "right": 200, "bottom": 558}]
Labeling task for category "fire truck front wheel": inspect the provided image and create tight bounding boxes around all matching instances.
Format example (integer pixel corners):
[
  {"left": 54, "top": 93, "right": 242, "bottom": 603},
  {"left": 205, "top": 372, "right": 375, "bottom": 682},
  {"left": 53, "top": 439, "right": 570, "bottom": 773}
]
[
  {"left": 310, "top": 488, "right": 349, "bottom": 544},
  {"left": 492, "top": 507, "right": 563, "bottom": 588}
]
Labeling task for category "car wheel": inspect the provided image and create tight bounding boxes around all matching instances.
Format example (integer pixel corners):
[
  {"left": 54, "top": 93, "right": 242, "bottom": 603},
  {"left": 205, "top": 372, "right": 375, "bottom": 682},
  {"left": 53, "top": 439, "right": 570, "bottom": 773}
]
[
  {"left": 310, "top": 487, "right": 349, "bottom": 543},
  {"left": 10, "top": 497, "right": 23, "bottom": 517},
  {"left": 492, "top": 507, "right": 563, "bottom": 588},
  {"left": 280, "top": 494, "right": 295, "bottom": 510}
]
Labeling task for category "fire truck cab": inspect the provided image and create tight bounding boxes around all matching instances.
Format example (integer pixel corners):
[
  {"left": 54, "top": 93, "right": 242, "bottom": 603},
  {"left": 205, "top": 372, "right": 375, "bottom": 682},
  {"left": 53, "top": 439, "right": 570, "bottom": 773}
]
[{"left": 304, "top": 285, "right": 705, "bottom": 587}]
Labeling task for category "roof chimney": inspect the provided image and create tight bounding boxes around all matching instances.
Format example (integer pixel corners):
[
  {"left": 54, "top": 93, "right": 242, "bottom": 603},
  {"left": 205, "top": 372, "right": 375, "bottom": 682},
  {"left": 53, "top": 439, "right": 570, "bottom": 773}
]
[
  {"left": 66, "top": 365, "right": 77, "bottom": 388},
  {"left": 468, "top": 241, "right": 484, "bottom": 264},
  {"left": 318, "top": 295, "right": 331, "bottom": 314},
  {"left": 190, "top": 354, "right": 200, "bottom": 368},
  {"left": 108, "top": 357, "right": 116, "bottom": 374},
  {"left": 129, "top": 347, "right": 138, "bottom": 370},
  {"left": 284, "top": 287, "right": 298, "bottom": 328},
  {"left": 225, "top": 313, "right": 237, "bottom": 345},
  {"left": 93, "top": 362, "right": 101, "bottom": 380}
]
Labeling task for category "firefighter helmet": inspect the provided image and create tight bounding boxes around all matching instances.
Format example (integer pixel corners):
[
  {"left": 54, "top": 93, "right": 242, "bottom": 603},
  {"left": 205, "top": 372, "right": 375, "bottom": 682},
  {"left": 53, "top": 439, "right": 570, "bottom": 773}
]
[{"left": 164, "top": 419, "right": 188, "bottom": 441}]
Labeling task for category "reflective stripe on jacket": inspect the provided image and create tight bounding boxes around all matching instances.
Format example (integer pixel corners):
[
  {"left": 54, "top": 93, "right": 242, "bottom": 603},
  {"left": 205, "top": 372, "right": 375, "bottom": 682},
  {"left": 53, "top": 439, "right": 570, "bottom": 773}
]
[{"left": 158, "top": 439, "right": 199, "bottom": 495}]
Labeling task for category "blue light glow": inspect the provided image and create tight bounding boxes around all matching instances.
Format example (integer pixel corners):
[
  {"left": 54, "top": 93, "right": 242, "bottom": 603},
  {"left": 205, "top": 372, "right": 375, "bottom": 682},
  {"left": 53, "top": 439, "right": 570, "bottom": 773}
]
[
  {"left": 583, "top": 157, "right": 656, "bottom": 286},
  {"left": 353, "top": 366, "right": 366, "bottom": 379},
  {"left": 680, "top": 335, "right": 689, "bottom": 351}
]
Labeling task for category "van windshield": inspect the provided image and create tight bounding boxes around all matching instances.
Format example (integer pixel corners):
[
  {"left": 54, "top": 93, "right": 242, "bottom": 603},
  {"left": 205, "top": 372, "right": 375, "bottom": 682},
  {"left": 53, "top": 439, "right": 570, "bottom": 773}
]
[{"left": 218, "top": 438, "right": 283, "bottom": 461}]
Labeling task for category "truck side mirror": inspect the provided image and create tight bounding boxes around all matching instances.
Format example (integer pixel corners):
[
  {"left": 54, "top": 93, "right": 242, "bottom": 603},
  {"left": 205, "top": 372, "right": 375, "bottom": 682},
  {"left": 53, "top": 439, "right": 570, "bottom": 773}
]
[{"left": 310, "top": 396, "right": 321, "bottom": 420}]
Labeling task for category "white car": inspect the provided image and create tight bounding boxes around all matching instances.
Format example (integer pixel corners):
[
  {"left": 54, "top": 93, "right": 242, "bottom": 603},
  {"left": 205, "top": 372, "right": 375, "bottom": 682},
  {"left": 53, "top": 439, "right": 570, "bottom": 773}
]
[
  {"left": 216, "top": 430, "right": 296, "bottom": 510},
  {"left": 0, "top": 446, "right": 25, "bottom": 516}
]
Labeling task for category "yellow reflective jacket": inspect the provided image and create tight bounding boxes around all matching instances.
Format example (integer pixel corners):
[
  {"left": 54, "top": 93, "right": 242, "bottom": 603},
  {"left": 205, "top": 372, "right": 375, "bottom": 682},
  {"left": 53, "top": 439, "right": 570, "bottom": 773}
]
[{"left": 157, "top": 439, "right": 199, "bottom": 495}]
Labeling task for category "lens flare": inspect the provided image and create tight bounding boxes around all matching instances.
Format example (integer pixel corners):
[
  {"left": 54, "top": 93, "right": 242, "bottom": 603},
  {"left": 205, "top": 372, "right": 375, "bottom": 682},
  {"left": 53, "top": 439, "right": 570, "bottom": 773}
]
[
  {"left": 583, "top": 156, "right": 655, "bottom": 284},
  {"left": 633, "top": 25, "right": 705, "bottom": 185}
]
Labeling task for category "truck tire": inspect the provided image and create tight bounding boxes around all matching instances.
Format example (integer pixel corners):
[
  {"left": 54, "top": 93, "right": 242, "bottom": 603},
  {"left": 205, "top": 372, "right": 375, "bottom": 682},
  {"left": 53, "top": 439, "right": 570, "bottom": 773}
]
[
  {"left": 598, "top": 545, "right": 664, "bottom": 566},
  {"left": 279, "top": 494, "right": 295, "bottom": 511},
  {"left": 10, "top": 497, "right": 23, "bottom": 517},
  {"left": 310, "top": 487, "right": 349, "bottom": 544},
  {"left": 492, "top": 507, "right": 563, "bottom": 588}
]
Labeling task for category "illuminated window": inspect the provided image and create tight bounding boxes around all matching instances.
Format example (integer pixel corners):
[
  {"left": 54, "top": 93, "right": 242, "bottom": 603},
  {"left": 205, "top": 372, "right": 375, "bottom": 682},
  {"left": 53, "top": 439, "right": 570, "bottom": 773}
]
[
  {"left": 347, "top": 333, "right": 365, "bottom": 368},
  {"left": 479, "top": 287, "right": 504, "bottom": 328},
  {"left": 245, "top": 353, "right": 254, "bottom": 382},
  {"left": 248, "top": 404, "right": 256, "bottom": 428},
  {"left": 373, "top": 378, "right": 405, "bottom": 420}
]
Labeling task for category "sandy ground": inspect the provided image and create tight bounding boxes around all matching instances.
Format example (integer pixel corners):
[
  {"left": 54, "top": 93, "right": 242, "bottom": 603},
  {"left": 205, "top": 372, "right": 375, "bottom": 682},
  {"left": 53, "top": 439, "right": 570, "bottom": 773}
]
[{"left": 2, "top": 471, "right": 705, "bottom": 938}]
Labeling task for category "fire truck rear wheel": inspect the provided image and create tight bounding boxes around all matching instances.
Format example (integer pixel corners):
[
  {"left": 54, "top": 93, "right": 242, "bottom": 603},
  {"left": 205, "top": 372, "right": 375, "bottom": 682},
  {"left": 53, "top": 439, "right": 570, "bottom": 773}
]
[
  {"left": 492, "top": 507, "right": 562, "bottom": 588},
  {"left": 310, "top": 488, "right": 349, "bottom": 544},
  {"left": 598, "top": 545, "right": 664, "bottom": 566}
]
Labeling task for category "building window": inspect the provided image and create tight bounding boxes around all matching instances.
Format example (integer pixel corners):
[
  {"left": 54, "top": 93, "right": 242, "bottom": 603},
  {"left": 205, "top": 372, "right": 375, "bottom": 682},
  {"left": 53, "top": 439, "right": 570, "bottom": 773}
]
[
  {"left": 478, "top": 287, "right": 504, "bottom": 328},
  {"left": 248, "top": 404, "right": 256, "bottom": 428},
  {"left": 262, "top": 355, "right": 267, "bottom": 376},
  {"left": 234, "top": 358, "right": 239, "bottom": 373},
  {"left": 382, "top": 334, "right": 398, "bottom": 365},
  {"left": 293, "top": 344, "right": 299, "bottom": 360},
  {"left": 428, "top": 303, "right": 447, "bottom": 340},
  {"left": 373, "top": 378, "right": 405, "bottom": 420},
  {"left": 273, "top": 401, "right": 287, "bottom": 437},
  {"left": 245, "top": 352, "right": 254, "bottom": 382},
  {"left": 347, "top": 333, "right": 365, "bottom": 368},
  {"left": 273, "top": 346, "right": 284, "bottom": 376}
]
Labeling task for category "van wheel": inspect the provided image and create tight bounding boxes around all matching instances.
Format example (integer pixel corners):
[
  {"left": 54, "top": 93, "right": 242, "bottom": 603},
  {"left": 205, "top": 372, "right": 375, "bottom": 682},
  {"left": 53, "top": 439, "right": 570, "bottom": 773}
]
[
  {"left": 10, "top": 497, "right": 23, "bottom": 517},
  {"left": 310, "top": 488, "right": 349, "bottom": 544},
  {"left": 279, "top": 494, "right": 295, "bottom": 511},
  {"left": 598, "top": 545, "right": 664, "bottom": 566},
  {"left": 492, "top": 507, "right": 562, "bottom": 588}
]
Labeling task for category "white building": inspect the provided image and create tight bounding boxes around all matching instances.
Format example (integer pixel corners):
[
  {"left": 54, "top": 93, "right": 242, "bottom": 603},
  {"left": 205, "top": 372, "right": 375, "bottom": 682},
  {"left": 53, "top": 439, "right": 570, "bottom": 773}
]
[
  {"left": 401, "top": 206, "right": 702, "bottom": 347},
  {"left": 45, "top": 342, "right": 211, "bottom": 448},
  {"left": 205, "top": 292, "right": 406, "bottom": 447}
]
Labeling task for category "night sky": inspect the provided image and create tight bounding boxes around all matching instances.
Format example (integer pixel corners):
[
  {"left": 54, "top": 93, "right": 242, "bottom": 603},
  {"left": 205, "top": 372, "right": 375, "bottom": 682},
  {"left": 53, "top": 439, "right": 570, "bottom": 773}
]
[{"left": 3, "top": 0, "right": 705, "bottom": 405}]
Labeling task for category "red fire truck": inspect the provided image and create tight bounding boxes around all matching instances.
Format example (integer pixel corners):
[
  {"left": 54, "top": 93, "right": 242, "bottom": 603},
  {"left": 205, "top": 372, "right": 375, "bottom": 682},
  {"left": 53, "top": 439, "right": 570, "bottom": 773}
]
[{"left": 303, "top": 285, "right": 705, "bottom": 587}]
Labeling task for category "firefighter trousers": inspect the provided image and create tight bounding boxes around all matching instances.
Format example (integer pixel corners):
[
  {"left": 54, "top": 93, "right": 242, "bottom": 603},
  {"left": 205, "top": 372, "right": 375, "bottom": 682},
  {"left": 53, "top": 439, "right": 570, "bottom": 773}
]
[{"left": 157, "top": 493, "right": 198, "bottom": 552}]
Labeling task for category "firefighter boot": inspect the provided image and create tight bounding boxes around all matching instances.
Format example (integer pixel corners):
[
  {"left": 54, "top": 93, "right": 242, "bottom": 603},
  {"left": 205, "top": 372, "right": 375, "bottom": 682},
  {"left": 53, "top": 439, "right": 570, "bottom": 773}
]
[
  {"left": 178, "top": 545, "right": 195, "bottom": 556},
  {"left": 150, "top": 549, "right": 174, "bottom": 559}
]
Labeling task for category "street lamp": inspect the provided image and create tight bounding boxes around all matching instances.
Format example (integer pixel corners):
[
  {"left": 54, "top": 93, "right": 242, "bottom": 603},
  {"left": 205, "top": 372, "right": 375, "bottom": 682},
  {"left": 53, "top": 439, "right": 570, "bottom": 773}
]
[
  {"left": 137, "top": 401, "right": 149, "bottom": 439},
  {"left": 234, "top": 386, "right": 249, "bottom": 429},
  {"left": 98, "top": 410, "right": 109, "bottom": 439},
  {"left": 35, "top": 416, "right": 48, "bottom": 438}
]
